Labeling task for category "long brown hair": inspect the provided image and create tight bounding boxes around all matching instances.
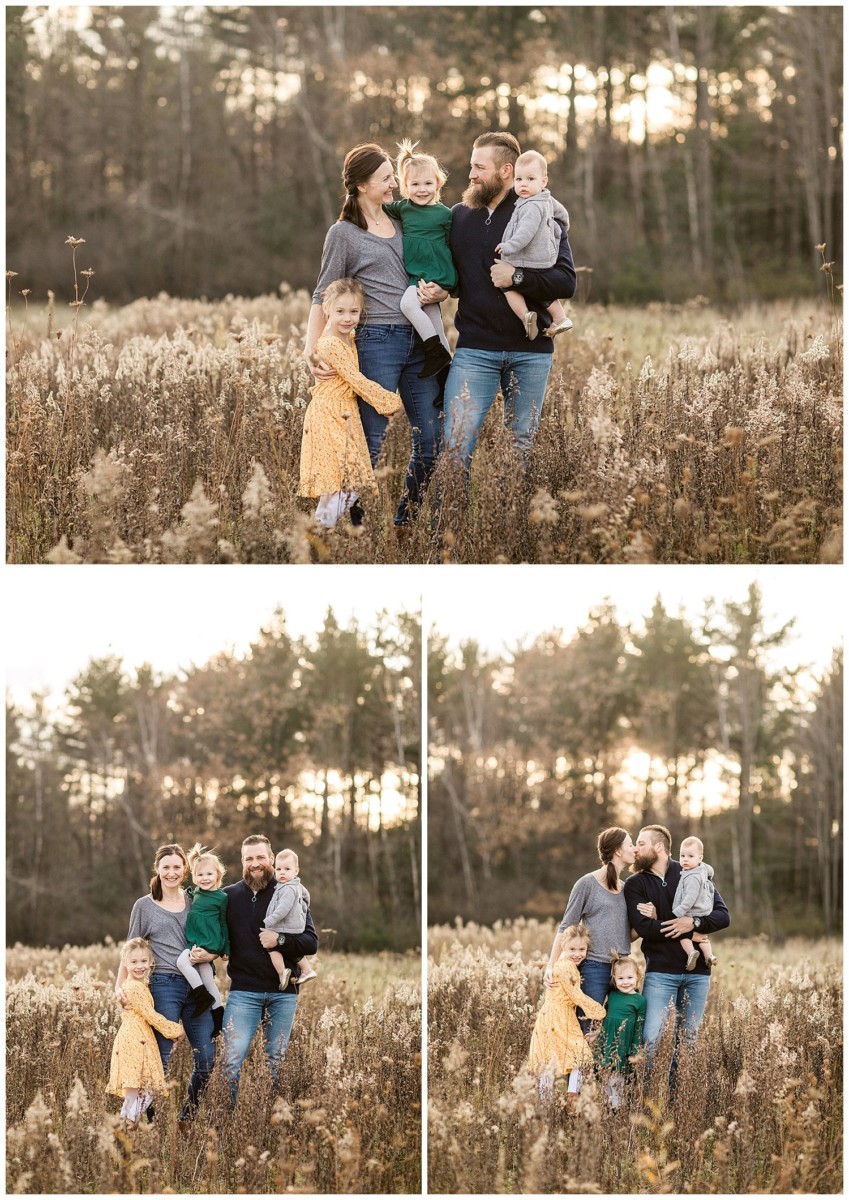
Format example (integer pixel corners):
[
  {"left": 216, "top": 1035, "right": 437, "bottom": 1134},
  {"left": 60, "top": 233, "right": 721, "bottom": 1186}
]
[
  {"left": 339, "top": 143, "right": 393, "bottom": 230},
  {"left": 149, "top": 844, "right": 189, "bottom": 900},
  {"left": 597, "top": 827, "right": 629, "bottom": 891}
]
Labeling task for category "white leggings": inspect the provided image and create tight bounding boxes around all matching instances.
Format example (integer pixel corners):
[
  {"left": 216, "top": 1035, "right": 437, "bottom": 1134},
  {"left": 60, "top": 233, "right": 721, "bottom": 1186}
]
[
  {"left": 538, "top": 1066, "right": 583, "bottom": 1103},
  {"left": 175, "top": 949, "right": 223, "bottom": 1008},
  {"left": 399, "top": 286, "right": 450, "bottom": 350},
  {"left": 120, "top": 1088, "right": 152, "bottom": 1123},
  {"left": 314, "top": 491, "right": 358, "bottom": 529}
]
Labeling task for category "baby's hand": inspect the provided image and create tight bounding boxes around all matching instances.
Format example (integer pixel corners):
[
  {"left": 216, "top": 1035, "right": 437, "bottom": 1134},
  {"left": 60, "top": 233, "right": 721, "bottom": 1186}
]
[
  {"left": 495, "top": 243, "right": 503, "bottom": 254},
  {"left": 172, "top": 1026, "right": 185, "bottom": 1040},
  {"left": 584, "top": 1029, "right": 600, "bottom": 1044}
]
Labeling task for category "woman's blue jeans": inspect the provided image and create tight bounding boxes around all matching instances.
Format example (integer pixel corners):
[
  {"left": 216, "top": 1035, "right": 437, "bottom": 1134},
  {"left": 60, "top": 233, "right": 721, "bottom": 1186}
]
[
  {"left": 577, "top": 958, "right": 612, "bottom": 1034},
  {"left": 355, "top": 322, "right": 442, "bottom": 525},
  {"left": 148, "top": 971, "right": 215, "bottom": 1119}
]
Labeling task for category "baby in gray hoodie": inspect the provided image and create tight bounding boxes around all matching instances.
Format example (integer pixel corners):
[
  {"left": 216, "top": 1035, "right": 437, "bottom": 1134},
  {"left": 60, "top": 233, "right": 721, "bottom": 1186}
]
[
  {"left": 674, "top": 837, "right": 719, "bottom": 970},
  {"left": 495, "top": 149, "right": 573, "bottom": 341}
]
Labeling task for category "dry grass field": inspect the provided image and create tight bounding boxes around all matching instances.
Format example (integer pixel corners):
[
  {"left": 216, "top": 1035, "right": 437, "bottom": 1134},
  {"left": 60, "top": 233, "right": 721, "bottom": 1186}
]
[
  {"left": 6, "top": 942, "right": 421, "bottom": 1194},
  {"left": 6, "top": 262, "right": 842, "bottom": 563},
  {"left": 428, "top": 920, "right": 842, "bottom": 1194}
]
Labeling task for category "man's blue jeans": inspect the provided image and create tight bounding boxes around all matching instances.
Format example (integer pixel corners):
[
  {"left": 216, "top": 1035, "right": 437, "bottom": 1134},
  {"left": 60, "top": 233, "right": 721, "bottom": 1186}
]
[
  {"left": 643, "top": 971, "right": 711, "bottom": 1090},
  {"left": 222, "top": 990, "right": 298, "bottom": 1102},
  {"left": 443, "top": 347, "right": 553, "bottom": 470},
  {"left": 148, "top": 971, "right": 215, "bottom": 1119},
  {"left": 577, "top": 957, "right": 612, "bottom": 1034},
  {"left": 354, "top": 323, "right": 441, "bottom": 525}
]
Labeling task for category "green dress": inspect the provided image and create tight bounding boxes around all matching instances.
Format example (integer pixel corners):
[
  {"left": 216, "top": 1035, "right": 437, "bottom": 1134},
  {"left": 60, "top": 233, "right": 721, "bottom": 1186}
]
[
  {"left": 383, "top": 199, "right": 458, "bottom": 289},
  {"left": 184, "top": 885, "right": 230, "bottom": 956},
  {"left": 598, "top": 990, "right": 646, "bottom": 1071}
]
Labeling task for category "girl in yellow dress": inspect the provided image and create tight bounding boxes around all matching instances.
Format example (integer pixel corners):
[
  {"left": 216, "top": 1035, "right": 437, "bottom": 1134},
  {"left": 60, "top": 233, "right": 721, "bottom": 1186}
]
[
  {"left": 528, "top": 922, "right": 606, "bottom": 1102},
  {"left": 300, "top": 278, "right": 402, "bottom": 528},
  {"left": 108, "top": 938, "right": 184, "bottom": 1126}
]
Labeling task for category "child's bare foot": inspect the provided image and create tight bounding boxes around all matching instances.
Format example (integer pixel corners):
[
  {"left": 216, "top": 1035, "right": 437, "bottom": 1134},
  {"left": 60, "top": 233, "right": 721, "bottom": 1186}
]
[{"left": 523, "top": 311, "right": 539, "bottom": 340}]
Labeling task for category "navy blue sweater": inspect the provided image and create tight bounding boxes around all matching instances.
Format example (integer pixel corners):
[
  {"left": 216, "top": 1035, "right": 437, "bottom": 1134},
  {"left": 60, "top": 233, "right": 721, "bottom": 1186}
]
[
  {"left": 624, "top": 860, "right": 730, "bottom": 976},
  {"left": 224, "top": 879, "right": 318, "bottom": 994},
  {"left": 449, "top": 190, "right": 577, "bottom": 352}
]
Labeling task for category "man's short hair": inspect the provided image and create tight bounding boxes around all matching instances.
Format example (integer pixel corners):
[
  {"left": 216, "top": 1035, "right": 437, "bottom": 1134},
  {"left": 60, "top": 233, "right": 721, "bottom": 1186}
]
[
  {"left": 241, "top": 834, "right": 272, "bottom": 852},
  {"left": 641, "top": 824, "right": 672, "bottom": 853},
  {"left": 473, "top": 131, "right": 521, "bottom": 169}
]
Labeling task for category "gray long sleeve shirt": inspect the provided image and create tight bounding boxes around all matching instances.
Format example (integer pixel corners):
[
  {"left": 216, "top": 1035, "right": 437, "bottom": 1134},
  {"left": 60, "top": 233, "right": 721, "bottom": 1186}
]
[
  {"left": 672, "top": 862, "right": 716, "bottom": 918},
  {"left": 127, "top": 894, "right": 192, "bottom": 974},
  {"left": 312, "top": 220, "right": 411, "bottom": 324},
  {"left": 558, "top": 871, "right": 631, "bottom": 963},
  {"left": 498, "top": 189, "right": 570, "bottom": 268},
  {"left": 262, "top": 877, "right": 311, "bottom": 935}
]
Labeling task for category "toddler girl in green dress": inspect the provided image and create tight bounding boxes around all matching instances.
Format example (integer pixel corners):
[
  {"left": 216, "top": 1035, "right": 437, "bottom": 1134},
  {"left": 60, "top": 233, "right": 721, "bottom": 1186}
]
[
  {"left": 383, "top": 139, "right": 457, "bottom": 381},
  {"left": 597, "top": 952, "right": 646, "bottom": 1109},
  {"left": 176, "top": 843, "right": 229, "bottom": 1035}
]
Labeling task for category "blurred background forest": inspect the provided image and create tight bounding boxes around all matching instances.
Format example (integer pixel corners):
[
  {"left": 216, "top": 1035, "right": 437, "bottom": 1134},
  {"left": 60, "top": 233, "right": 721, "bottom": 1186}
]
[
  {"left": 428, "top": 583, "right": 842, "bottom": 936},
  {"left": 7, "top": 605, "right": 421, "bottom": 951},
  {"left": 6, "top": 5, "right": 843, "bottom": 304}
]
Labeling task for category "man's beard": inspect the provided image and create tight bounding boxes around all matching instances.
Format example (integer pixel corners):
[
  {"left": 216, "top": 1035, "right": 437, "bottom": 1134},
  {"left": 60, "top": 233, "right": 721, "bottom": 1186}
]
[
  {"left": 632, "top": 846, "right": 659, "bottom": 873},
  {"left": 462, "top": 177, "right": 504, "bottom": 209},
  {"left": 243, "top": 863, "right": 275, "bottom": 891}
]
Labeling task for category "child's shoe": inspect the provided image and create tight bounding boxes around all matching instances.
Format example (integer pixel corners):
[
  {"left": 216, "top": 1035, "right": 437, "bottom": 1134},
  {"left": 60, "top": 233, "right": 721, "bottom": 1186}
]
[
  {"left": 211, "top": 1006, "right": 225, "bottom": 1037},
  {"left": 544, "top": 317, "right": 574, "bottom": 337},
  {"left": 706, "top": 954, "right": 718, "bottom": 966},
  {"left": 297, "top": 969, "right": 318, "bottom": 986},
  {"left": 278, "top": 968, "right": 292, "bottom": 991},
  {"left": 418, "top": 335, "right": 452, "bottom": 379},
  {"left": 189, "top": 984, "right": 215, "bottom": 1017},
  {"left": 685, "top": 950, "right": 700, "bottom": 972},
  {"left": 523, "top": 311, "right": 539, "bottom": 340}
]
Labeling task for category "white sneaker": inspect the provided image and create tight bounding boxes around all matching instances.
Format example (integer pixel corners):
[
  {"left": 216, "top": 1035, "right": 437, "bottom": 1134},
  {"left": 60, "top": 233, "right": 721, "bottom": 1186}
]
[{"left": 297, "top": 969, "right": 317, "bottom": 986}]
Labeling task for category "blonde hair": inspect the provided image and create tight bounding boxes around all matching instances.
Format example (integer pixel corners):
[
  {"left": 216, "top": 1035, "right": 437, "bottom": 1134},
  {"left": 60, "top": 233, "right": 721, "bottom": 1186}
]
[
  {"left": 396, "top": 139, "right": 447, "bottom": 198},
  {"left": 121, "top": 937, "right": 155, "bottom": 972},
  {"left": 681, "top": 836, "right": 704, "bottom": 854},
  {"left": 516, "top": 149, "right": 548, "bottom": 174},
  {"left": 276, "top": 848, "right": 299, "bottom": 869},
  {"left": 610, "top": 951, "right": 644, "bottom": 990},
  {"left": 320, "top": 277, "right": 366, "bottom": 314},
  {"left": 560, "top": 922, "right": 591, "bottom": 950},
  {"left": 187, "top": 842, "right": 226, "bottom": 887}
]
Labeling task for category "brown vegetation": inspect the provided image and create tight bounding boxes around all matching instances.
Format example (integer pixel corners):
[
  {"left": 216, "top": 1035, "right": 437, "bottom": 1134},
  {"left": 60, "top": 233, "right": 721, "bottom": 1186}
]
[
  {"left": 6, "top": 943, "right": 421, "bottom": 1194},
  {"left": 6, "top": 273, "right": 842, "bottom": 564},
  {"left": 428, "top": 922, "right": 842, "bottom": 1193}
]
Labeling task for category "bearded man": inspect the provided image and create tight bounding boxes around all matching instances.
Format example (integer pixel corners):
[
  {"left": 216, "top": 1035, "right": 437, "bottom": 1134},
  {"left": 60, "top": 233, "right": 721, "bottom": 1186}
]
[
  {"left": 418, "top": 130, "right": 576, "bottom": 473},
  {"left": 191, "top": 833, "right": 318, "bottom": 1102},
  {"left": 624, "top": 824, "right": 730, "bottom": 1086}
]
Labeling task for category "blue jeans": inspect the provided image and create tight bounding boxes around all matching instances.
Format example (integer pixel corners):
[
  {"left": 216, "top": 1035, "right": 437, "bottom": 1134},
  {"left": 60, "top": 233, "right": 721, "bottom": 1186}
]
[
  {"left": 148, "top": 971, "right": 215, "bottom": 1119},
  {"left": 443, "top": 347, "right": 553, "bottom": 470},
  {"left": 354, "top": 323, "right": 442, "bottom": 525},
  {"left": 577, "top": 958, "right": 612, "bottom": 1034},
  {"left": 221, "top": 990, "right": 298, "bottom": 1102},
  {"left": 642, "top": 971, "right": 711, "bottom": 1089}
]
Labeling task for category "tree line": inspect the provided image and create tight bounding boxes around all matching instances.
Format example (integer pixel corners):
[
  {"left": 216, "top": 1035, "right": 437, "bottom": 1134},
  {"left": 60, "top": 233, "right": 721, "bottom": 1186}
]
[
  {"left": 6, "top": 606, "right": 421, "bottom": 951},
  {"left": 428, "top": 583, "right": 842, "bottom": 936},
  {"left": 6, "top": 6, "right": 842, "bottom": 304}
]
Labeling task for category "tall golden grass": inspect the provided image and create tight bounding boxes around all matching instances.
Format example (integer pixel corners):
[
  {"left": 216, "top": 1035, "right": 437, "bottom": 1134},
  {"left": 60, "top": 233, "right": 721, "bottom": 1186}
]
[
  {"left": 6, "top": 251, "right": 842, "bottom": 563},
  {"left": 428, "top": 921, "right": 841, "bottom": 1194},
  {"left": 7, "top": 943, "right": 421, "bottom": 1194}
]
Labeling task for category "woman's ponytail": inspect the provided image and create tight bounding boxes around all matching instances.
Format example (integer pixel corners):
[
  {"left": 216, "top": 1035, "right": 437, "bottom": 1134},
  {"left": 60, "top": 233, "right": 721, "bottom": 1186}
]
[{"left": 597, "top": 826, "right": 629, "bottom": 891}]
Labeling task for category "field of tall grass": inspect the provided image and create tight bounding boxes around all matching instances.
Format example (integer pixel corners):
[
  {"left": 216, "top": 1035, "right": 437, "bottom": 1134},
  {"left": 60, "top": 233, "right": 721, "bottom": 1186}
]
[
  {"left": 428, "top": 920, "right": 842, "bottom": 1194},
  {"left": 7, "top": 942, "right": 421, "bottom": 1194},
  {"left": 6, "top": 248, "right": 842, "bottom": 563}
]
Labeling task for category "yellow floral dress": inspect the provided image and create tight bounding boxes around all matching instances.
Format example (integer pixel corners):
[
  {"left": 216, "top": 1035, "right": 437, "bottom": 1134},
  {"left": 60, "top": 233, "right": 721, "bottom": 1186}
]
[
  {"left": 528, "top": 958, "right": 607, "bottom": 1075},
  {"left": 107, "top": 979, "right": 184, "bottom": 1098},
  {"left": 300, "top": 333, "right": 402, "bottom": 497}
]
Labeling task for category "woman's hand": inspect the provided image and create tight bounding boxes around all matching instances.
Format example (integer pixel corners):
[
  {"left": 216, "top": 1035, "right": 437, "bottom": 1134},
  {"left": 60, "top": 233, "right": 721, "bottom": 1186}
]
[
  {"left": 115, "top": 985, "right": 129, "bottom": 1009},
  {"left": 543, "top": 963, "right": 554, "bottom": 988},
  {"left": 636, "top": 902, "right": 657, "bottom": 919},
  {"left": 188, "top": 945, "right": 215, "bottom": 964},
  {"left": 307, "top": 352, "right": 337, "bottom": 381},
  {"left": 417, "top": 280, "right": 449, "bottom": 305}
]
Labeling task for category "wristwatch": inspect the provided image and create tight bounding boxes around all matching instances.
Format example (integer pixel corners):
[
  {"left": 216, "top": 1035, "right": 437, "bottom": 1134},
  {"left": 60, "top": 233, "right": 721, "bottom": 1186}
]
[
  {"left": 693, "top": 917, "right": 702, "bottom": 929},
  {"left": 276, "top": 933, "right": 286, "bottom": 947},
  {"left": 511, "top": 268, "right": 525, "bottom": 287}
]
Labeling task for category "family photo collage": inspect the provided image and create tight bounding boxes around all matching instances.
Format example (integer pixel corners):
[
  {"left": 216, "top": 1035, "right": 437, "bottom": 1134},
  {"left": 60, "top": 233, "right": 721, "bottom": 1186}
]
[{"left": 5, "top": 5, "right": 843, "bottom": 1196}]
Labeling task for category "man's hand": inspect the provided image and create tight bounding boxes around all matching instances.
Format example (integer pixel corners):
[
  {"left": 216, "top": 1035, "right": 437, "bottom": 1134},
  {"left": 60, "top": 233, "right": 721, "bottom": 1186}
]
[
  {"left": 490, "top": 261, "right": 515, "bottom": 289},
  {"left": 660, "top": 916, "right": 695, "bottom": 938},
  {"left": 189, "top": 945, "right": 215, "bottom": 964},
  {"left": 417, "top": 280, "right": 449, "bottom": 304},
  {"left": 636, "top": 902, "right": 657, "bottom": 919},
  {"left": 258, "top": 929, "right": 278, "bottom": 950}
]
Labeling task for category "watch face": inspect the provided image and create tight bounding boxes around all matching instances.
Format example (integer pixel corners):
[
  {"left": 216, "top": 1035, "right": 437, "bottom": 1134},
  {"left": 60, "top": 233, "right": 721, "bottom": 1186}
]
[{"left": 513, "top": 270, "right": 524, "bottom": 285}]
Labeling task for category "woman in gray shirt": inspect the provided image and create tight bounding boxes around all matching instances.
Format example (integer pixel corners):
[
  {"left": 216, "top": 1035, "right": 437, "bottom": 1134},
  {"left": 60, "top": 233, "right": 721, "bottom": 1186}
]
[
  {"left": 304, "top": 143, "right": 444, "bottom": 532},
  {"left": 115, "top": 844, "right": 215, "bottom": 1122},
  {"left": 544, "top": 827, "right": 641, "bottom": 1030}
]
